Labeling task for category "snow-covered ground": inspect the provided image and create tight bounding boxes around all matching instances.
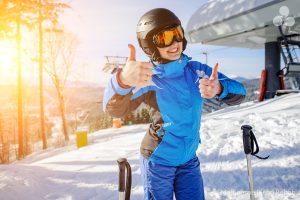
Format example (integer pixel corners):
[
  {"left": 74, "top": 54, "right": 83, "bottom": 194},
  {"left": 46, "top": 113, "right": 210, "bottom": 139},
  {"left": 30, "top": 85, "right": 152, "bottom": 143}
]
[{"left": 0, "top": 93, "right": 300, "bottom": 200}]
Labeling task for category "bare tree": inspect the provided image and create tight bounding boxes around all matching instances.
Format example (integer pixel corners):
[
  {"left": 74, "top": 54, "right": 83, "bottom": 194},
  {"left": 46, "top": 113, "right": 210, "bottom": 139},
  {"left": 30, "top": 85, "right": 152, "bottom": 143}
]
[
  {"left": 44, "top": 30, "right": 78, "bottom": 142},
  {"left": 1, "top": 0, "right": 69, "bottom": 158},
  {"left": 37, "top": 0, "right": 70, "bottom": 150}
]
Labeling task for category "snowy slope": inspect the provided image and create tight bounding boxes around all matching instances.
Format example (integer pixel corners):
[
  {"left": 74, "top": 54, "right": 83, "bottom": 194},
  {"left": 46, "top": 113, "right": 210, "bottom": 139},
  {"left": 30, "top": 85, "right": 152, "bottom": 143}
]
[{"left": 0, "top": 94, "right": 300, "bottom": 200}]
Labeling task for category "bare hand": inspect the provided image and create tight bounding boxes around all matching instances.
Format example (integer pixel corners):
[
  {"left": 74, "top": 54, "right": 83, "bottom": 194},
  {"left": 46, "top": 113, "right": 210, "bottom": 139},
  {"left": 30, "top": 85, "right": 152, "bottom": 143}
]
[
  {"left": 119, "top": 44, "right": 153, "bottom": 87},
  {"left": 199, "top": 63, "right": 223, "bottom": 99}
]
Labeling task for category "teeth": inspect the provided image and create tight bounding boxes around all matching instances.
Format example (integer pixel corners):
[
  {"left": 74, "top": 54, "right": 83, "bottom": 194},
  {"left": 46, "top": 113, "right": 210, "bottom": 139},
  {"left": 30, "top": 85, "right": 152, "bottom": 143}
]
[{"left": 169, "top": 48, "right": 178, "bottom": 53}]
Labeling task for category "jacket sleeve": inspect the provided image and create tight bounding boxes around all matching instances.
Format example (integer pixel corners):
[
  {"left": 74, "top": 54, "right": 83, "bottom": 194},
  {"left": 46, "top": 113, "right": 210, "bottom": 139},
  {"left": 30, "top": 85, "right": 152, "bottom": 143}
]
[
  {"left": 194, "top": 62, "right": 247, "bottom": 106},
  {"left": 216, "top": 77, "right": 246, "bottom": 106},
  {"left": 102, "top": 70, "right": 148, "bottom": 118}
]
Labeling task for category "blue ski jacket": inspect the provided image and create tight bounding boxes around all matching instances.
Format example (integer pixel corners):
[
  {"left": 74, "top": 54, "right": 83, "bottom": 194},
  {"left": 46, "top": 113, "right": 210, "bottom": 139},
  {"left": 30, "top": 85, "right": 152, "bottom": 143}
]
[{"left": 103, "top": 54, "right": 246, "bottom": 166}]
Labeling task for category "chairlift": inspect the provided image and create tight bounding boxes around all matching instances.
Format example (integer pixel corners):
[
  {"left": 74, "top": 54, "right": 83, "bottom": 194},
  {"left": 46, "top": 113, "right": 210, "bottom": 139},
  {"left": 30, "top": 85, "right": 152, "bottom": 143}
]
[
  {"left": 102, "top": 56, "right": 128, "bottom": 74},
  {"left": 276, "top": 25, "right": 300, "bottom": 95},
  {"left": 278, "top": 26, "right": 300, "bottom": 77}
]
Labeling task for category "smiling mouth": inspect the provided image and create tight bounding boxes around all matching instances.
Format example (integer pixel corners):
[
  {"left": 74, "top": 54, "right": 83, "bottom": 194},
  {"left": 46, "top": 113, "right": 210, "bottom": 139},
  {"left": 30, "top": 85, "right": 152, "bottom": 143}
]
[{"left": 168, "top": 48, "right": 179, "bottom": 54}]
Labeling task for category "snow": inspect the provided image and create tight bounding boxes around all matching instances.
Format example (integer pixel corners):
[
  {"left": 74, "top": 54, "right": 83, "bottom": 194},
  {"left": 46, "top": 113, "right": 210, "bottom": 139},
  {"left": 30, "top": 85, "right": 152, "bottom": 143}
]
[{"left": 1, "top": 93, "right": 300, "bottom": 200}]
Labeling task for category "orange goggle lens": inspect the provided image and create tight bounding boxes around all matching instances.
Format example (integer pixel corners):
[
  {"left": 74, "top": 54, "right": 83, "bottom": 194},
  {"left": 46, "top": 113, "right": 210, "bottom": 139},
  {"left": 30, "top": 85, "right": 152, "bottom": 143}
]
[{"left": 153, "top": 25, "right": 184, "bottom": 48}]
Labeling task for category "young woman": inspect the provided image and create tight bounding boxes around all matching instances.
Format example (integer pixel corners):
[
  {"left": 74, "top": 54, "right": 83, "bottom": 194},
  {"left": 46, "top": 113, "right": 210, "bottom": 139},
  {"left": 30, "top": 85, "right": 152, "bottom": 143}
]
[{"left": 103, "top": 8, "right": 246, "bottom": 200}]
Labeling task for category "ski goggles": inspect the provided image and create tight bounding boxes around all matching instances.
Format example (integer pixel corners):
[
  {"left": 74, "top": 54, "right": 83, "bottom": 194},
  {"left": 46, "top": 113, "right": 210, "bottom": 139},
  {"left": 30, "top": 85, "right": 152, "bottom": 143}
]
[{"left": 153, "top": 25, "right": 184, "bottom": 48}]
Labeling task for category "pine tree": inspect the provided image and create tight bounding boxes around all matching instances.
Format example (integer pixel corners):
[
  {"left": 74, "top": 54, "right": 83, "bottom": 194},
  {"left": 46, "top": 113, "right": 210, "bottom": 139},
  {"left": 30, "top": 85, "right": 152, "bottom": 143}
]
[
  {"left": 124, "top": 111, "right": 134, "bottom": 125},
  {"left": 136, "top": 112, "right": 141, "bottom": 124},
  {"left": 141, "top": 108, "right": 150, "bottom": 123}
]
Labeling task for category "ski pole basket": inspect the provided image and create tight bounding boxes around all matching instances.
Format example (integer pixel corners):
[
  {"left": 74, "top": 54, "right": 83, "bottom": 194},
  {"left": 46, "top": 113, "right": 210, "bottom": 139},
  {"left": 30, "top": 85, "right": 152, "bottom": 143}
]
[{"left": 117, "top": 158, "right": 132, "bottom": 200}]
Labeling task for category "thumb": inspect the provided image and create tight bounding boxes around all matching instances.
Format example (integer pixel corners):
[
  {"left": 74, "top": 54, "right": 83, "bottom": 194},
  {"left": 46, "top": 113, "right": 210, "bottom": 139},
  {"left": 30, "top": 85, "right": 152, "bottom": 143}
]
[
  {"left": 127, "top": 44, "right": 136, "bottom": 61},
  {"left": 209, "top": 63, "right": 218, "bottom": 80}
]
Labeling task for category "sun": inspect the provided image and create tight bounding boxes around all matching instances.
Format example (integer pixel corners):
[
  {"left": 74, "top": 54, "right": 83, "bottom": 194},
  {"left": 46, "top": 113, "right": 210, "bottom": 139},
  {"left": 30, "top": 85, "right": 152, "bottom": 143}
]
[{"left": 0, "top": 39, "right": 17, "bottom": 84}]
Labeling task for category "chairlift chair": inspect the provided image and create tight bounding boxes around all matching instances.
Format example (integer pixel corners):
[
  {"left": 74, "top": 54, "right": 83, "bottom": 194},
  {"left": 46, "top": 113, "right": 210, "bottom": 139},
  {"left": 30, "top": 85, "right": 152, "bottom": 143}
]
[
  {"left": 276, "top": 26, "right": 300, "bottom": 95},
  {"left": 278, "top": 26, "right": 300, "bottom": 77}
]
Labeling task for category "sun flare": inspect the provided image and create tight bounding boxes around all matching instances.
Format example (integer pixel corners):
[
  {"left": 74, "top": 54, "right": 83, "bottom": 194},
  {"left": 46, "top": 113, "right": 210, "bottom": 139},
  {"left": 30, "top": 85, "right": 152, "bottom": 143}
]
[{"left": 0, "top": 39, "right": 17, "bottom": 84}]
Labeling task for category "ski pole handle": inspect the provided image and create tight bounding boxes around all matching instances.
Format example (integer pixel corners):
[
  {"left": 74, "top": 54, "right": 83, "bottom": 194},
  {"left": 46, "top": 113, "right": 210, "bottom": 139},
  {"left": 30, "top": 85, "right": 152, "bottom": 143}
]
[
  {"left": 125, "top": 162, "right": 132, "bottom": 200},
  {"left": 241, "top": 125, "right": 252, "bottom": 155},
  {"left": 117, "top": 158, "right": 127, "bottom": 199}
]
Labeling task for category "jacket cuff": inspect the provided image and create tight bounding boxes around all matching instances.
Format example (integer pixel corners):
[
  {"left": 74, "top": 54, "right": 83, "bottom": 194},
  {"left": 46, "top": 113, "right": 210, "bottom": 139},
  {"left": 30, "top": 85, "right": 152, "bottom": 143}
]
[
  {"left": 216, "top": 80, "right": 228, "bottom": 99},
  {"left": 116, "top": 69, "right": 131, "bottom": 89},
  {"left": 111, "top": 72, "right": 132, "bottom": 95}
]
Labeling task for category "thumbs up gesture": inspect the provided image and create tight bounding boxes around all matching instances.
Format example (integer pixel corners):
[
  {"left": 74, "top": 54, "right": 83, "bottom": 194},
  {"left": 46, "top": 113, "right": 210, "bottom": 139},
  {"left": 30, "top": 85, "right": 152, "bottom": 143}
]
[
  {"left": 199, "top": 63, "right": 223, "bottom": 99},
  {"left": 119, "top": 44, "right": 154, "bottom": 87}
]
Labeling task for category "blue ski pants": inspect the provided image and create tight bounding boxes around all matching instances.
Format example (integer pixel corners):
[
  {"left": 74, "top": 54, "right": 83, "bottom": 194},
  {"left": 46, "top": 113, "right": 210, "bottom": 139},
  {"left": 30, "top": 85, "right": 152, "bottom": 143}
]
[{"left": 140, "top": 155, "right": 205, "bottom": 200}]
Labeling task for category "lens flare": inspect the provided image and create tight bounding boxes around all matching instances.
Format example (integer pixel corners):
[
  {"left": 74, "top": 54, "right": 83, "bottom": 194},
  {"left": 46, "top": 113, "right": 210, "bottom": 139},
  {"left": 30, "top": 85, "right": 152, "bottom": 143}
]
[{"left": 0, "top": 39, "right": 17, "bottom": 84}]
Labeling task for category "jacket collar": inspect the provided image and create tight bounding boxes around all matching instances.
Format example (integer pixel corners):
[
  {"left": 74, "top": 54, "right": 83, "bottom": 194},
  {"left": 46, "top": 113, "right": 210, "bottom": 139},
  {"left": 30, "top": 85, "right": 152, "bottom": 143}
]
[{"left": 152, "top": 54, "right": 191, "bottom": 78}]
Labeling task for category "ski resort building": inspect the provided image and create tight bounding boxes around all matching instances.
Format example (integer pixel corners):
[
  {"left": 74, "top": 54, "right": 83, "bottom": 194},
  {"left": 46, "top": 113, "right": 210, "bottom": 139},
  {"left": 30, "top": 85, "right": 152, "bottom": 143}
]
[{"left": 186, "top": 0, "right": 300, "bottom": 100}]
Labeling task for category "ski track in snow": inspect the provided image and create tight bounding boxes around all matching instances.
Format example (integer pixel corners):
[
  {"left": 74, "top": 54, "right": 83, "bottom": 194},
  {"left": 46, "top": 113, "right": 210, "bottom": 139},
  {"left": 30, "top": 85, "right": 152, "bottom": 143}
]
[{"left": 0, "top": 94, "right": 300, "bottom": 200}]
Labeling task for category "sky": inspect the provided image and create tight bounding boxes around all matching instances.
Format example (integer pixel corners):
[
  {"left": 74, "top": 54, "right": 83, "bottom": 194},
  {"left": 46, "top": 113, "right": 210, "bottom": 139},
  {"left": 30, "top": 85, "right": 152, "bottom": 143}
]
[{"left": 60, "top": 0, "right": 265, "bottom": 86}]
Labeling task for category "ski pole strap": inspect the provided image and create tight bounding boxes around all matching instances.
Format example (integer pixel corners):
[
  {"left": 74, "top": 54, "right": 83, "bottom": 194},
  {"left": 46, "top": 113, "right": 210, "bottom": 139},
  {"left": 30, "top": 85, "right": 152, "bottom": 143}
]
[
  {"left": 250, "top": 131, "right": 269, "bottom": 159},
  {"left": 241, "top": 125, "right": 270, "bottom": 160}
]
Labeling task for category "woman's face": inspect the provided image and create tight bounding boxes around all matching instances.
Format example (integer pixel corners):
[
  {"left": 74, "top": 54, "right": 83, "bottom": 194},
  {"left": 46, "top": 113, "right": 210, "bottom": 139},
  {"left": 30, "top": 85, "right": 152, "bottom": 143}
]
[{"left": 157, "top": 41, "right": 183, "bottom": 61}]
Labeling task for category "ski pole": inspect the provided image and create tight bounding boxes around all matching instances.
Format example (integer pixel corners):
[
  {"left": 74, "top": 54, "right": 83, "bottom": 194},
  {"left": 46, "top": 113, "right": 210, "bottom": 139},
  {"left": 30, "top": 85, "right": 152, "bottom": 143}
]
[
  {"left": 117, "top": 158, "right": 132, "bottom": 200},
  {"left": 241, "top": 125, "right": 255, "bottom": 200}
]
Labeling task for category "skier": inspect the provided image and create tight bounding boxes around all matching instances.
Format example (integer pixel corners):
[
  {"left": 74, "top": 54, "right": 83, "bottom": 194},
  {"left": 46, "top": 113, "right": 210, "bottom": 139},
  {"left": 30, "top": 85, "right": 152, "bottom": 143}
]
[{"left": 103, "top": 8, "right": 246, "bottom": 200}]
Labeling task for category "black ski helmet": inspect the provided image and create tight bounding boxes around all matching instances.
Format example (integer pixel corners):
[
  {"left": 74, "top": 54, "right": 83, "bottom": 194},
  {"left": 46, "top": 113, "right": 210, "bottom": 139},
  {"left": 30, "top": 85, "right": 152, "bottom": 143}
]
[{"left": 136, "top": 8, "right": 187, "bottom": 63}]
